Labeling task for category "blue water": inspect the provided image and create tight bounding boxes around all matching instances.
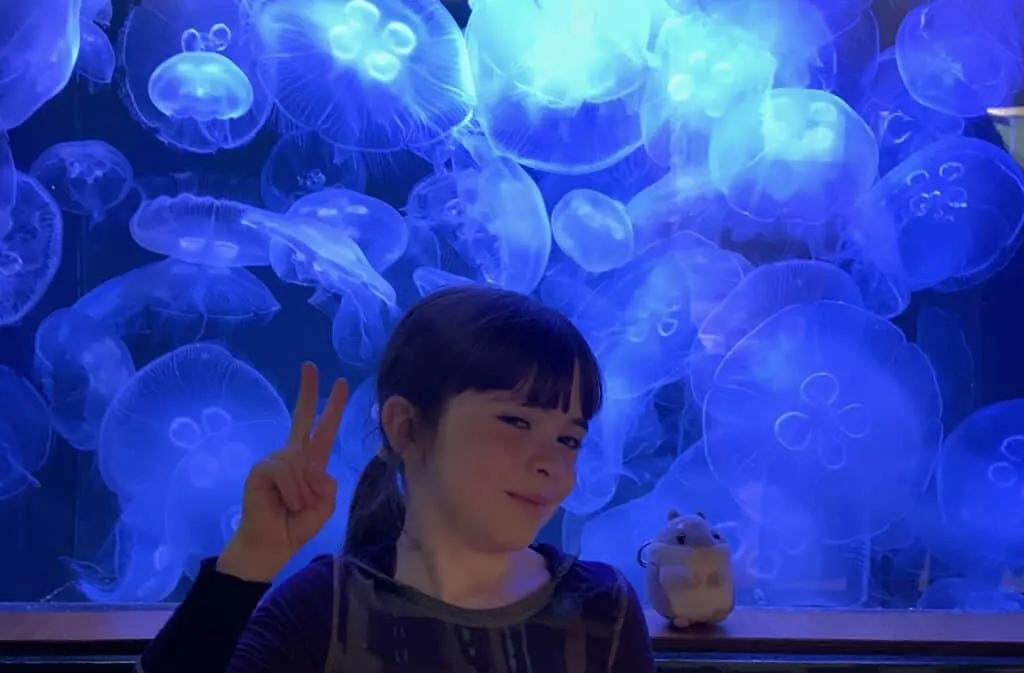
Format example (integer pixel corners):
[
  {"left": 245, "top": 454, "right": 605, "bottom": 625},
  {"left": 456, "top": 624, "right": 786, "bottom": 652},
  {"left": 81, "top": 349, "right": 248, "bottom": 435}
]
[{"left": 1, "top": 0, "right": 1024, "bottom": 614}]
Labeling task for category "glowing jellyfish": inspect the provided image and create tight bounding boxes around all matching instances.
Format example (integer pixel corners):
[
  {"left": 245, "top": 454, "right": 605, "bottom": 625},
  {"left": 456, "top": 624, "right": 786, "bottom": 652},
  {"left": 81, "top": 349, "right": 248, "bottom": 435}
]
[
  {"left": 448, "top": 154, "right": 552, "bottom": 295},
  {"left": 330, "top": 285, "right": 397, "bottom": 368},
  {"left": 848, "top": 137, "right": 1024, "bottom": 295},
  {"left": 464, "top": 0, "right": 649, "bottom": 173},
  {"left": 0, "top": 173, "right": 64, "bottom": 326},
  {"left": 937, "top": 399, "right": 1024, "bottom": 569},
  {"left": 163, "top": 422, "right": 264, "bottom": 563},
  {"left": 641, "top": 10, "right": 776, "bottom": 167},
  {"left": 411, "top": 266, "right": 475, "bottom": 297},
  {"left": 0, "top": 1, "right": 82, "bottom": 131},
  {"left": 550, "top": 189, "right": 633, "bottom": 274},
  {"left": 259, "top": 130, "right": 367, "bottom": 212},
  {"left": 66, "top": 514, "right": 184, "bottom": 603},
  {"left": 32, "top": 307, "right": 136, "bottom": 452},
  {"left": 0, "top": 366, "right": 53, "bottom": 500},
  {"left": 335, "top": 376, "right": 381, "bottom": 473},
  {"left": 75, "top": 20, "right": 116, "bottom": 85},
  {"left": 97, "top": 342, "right": 291, "bottom": 501},
  {"left": 29, "top": 140, "right": 134, "bottom": 224},
  {"left": 251, "top": 0, "right": 474, "bottom": 151},
  {"left": 119, "top": 0, "right": 274, "bottom": 153},
  {"left": 73, "top": 259, "right": 282, "bottom": 341},
  {"left": 240, "top": 207, "right": 397, "bottom": 306},
  {"left": 704, "top": 300, "right": 943, "bottom": 543},
  {"left": 581, "top": 239, "right": 696, "bottom": 399},
  {"left": 130, "top": 192, "right": 271, "bottom": 267},
  {"left": 148, "top": 51, "right": 255, "bottom": 122},
  {"left": 708, "top": 88, "right": 879, "bottom": 224},
  {"left": 895, "top": 0, "right": 1023, "bottom": 118},
  {"left": 288, "top": 188, "right": 409, "bottom": 272},
  {"left": 857, "top": 49, "right": 964, "bottom": 176},
  {"left": 689, "top": 260, "right": 865, "bottom": 405}
]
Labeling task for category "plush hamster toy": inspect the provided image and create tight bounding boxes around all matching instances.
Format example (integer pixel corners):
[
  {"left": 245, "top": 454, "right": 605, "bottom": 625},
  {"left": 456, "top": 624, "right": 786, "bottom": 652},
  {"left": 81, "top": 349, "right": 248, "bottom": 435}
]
[{"left": 638, "top": 510, "right": 735, "bottom": 629}]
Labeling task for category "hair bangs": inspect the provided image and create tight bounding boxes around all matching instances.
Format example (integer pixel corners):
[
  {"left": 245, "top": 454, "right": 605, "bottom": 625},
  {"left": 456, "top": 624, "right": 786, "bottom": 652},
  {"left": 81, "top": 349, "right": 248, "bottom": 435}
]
[{"left": 451, "top": 302, "right": 603, "bottom": 421}]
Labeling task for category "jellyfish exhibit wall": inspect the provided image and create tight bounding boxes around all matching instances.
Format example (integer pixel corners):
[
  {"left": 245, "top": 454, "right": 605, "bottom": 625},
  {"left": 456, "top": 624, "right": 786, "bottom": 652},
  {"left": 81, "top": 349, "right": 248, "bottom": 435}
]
[{"left": 0, "top": 0, "right": 1023, "bottom": 613}]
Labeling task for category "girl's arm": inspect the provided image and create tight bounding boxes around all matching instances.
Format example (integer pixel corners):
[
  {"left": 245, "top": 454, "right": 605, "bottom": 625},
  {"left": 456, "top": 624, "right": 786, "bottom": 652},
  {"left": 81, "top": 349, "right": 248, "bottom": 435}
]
[{"left": 137, "top": 555, "right": 334, "bottom": 673}]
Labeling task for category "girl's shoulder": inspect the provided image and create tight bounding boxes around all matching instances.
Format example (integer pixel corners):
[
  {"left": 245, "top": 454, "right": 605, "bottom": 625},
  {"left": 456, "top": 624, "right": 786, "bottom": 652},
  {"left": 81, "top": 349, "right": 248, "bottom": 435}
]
[{"left": 541, "top": 543, "right": 641, "bottom": 628}]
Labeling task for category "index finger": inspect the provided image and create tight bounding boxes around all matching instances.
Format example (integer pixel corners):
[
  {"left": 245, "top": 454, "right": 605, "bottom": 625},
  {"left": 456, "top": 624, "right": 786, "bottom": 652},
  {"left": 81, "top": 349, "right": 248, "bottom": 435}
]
[
  {"left": 287, "top": 362, "right": 320, "bottom": 448},
  {"left": 306, "top": 377, "right": 350, "bottom": 467}
]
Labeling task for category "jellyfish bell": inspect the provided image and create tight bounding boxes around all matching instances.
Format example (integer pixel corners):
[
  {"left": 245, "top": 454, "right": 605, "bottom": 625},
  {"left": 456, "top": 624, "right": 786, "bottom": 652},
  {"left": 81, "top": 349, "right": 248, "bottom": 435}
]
[
  {"left": 251, "top": 0, "right": 474, "bottom": 152},
  {"left": 148, "top": 51, "right": 256, "bottom": 122}
]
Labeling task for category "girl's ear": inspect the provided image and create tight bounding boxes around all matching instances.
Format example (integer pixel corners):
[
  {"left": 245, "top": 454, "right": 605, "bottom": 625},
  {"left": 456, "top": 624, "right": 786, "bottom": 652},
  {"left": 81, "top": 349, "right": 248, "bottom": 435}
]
[{"left": 380, "top": 396, "right": 418, "bottom": 459}]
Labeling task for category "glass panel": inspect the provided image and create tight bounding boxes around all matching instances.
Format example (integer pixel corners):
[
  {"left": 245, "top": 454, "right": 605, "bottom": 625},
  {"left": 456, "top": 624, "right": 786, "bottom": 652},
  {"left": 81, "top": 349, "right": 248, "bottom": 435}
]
[{"left": 0, "top": 0, "right": 1021, "bottom": 636}]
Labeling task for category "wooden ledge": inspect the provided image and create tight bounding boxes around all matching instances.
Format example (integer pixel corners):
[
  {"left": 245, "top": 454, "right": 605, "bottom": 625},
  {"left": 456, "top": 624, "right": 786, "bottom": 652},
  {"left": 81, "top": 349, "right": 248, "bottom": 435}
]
[
  {"left": 647, "top": 608, "right": 1024, "bottom": 657},
  {"left": 0, "top": 608, "right": 1022, "bottom": 658}
]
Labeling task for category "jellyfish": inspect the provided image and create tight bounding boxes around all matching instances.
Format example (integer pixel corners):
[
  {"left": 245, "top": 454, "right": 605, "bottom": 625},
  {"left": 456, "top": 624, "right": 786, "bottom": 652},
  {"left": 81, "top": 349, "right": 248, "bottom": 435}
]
[
  {"left": 32, "top": 307, "right": 136, "bottom": 452},
  {"left": 845, "top": 137, "right": 1024, "bottom": 295},
  {"left": 0, "top": 366, "right": 53, "bottom": 500},
  {"left": 240, "top": 207, "right": 397, "bottom": 307},
  {"left": 74, "top": 20, "right": 116, "bottom": 85},
  {"left": 708, "top": 88, "right": 879, "bottom": 224},
  {"left": 447, "top": 154, "right": 552, "bottom": 295},
  {"left": 640, "top": 10, "right": 777, "bottom": 167},
  {"left": 937, "top": 399, "right": 1024, "bottom": 571},
  {"left": 97, "top": 342, "right": 291, "bottom": 503},
  {"left": 895, "top": 0, "right": 1023, "bottom": 118},
  {"left": 464, "top": 0, "right": 648, "bottom": 173},
  {"left": 65, "top": 514, "right": 184, "bottom": 603},
  {"left": 119, "top": 0, "right": 274, "bottom": 153},
  {"left": 703, "top": 300, "right": 943, "bottom": 543},
  {"left": 163, "top": 422, "right": 267, "bottom": 563},
  {"left": 29, "top": 140, "right": 134, "bottom": 224},
  {"left": 73, "top": 259, "right": 282, "bottom": 342},
  {"left": 689, "top": 260, "right": 865, "bottom": 405},
  {"left": 856, "top": 49, "right": 964, "bottom": 176},
  {"left": 288, "top": 188, "right": 409, "bottom": 273},
  {"left": 259, "top": 130, "right": 367, "bottom": 212},
  {"left": 0, "top": 0, "right": 82, "bottom": 131},
  {"left": 331, "top": 285, "right": 397, "bottom": 369},
  {"left": 129, "top": 192, "right": 271, "bottom": 268},
  {"left": 550, "top": 189, "right": 634, "bottom": 274},
  {"left": 251, "top": 0, "right": 475, "bottom": 151},
  {"left": 409, "top": 266, "right": 472, "bottom": 297},
  {"left": 579, "top": 239, "right": 697, "bottom": 400},
  {"left": 0, "top": 173, "right": 64, "bottom": 326},
  {"left": 335, "top": 376, "right": 381, "bottom": 473},
  {"left": 148, "top": 51, "right": 255, "bottom": 122},
  {"left": 563, "top": 394, "right": 660, "bottom": 516}
]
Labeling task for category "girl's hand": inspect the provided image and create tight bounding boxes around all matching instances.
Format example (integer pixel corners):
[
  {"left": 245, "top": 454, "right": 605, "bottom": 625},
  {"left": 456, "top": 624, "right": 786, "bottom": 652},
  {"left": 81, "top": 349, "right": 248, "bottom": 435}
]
[{"left": 218, "top": 362, "right": 349, "bottom": 582}]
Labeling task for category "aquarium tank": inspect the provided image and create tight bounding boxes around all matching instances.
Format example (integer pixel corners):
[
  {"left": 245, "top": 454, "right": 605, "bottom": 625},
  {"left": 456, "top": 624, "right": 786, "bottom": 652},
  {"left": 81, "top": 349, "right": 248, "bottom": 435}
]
[{"left": 1, "top": 0, "right": 1023, "bottom": 618}]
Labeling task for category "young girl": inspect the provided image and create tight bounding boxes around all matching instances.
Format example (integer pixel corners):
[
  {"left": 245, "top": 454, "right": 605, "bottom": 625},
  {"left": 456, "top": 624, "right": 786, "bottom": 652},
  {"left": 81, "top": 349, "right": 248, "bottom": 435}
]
[{"left": 139, "top": 285, "right": 655, "bottom": 673}]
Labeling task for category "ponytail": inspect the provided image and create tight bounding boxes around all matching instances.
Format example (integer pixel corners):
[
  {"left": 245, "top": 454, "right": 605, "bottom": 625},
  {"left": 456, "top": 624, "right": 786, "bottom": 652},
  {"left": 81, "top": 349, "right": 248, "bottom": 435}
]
[{"left": 342, "top": 451, "right": 406, "bottom": 554}]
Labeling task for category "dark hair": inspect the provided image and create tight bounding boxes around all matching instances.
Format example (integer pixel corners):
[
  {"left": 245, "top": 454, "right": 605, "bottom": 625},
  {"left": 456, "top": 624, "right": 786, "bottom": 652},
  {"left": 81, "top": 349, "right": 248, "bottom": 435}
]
[{"left": 341, "top": 285, "right": 604, "bottom": 554}]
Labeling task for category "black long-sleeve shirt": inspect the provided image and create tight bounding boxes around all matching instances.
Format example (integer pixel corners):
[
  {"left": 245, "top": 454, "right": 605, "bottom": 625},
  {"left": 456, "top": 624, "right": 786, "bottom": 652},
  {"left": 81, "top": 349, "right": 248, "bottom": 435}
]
[{"left": 138, "top": 542, "right": 656, "bottom": 673}]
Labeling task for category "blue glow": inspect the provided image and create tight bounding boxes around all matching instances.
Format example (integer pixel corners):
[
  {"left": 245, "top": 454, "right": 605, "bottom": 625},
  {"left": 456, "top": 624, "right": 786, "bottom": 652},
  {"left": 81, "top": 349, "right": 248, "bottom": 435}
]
[{"left": 1, "top": 0, "right": 1024, "bottom": 616}]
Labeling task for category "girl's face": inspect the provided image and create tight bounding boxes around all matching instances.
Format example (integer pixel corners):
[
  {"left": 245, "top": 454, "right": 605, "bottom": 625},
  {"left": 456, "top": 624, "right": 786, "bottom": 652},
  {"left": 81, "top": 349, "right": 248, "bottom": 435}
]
[{"left": 413, "top": 379, "right": 589, "bottom": 552}]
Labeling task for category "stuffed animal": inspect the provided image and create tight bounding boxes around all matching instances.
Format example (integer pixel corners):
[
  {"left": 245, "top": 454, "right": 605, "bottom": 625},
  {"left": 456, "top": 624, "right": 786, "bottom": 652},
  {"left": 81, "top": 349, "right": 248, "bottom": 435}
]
[{"left": 638, "top": 509, "right": 735, "bottom": 629}]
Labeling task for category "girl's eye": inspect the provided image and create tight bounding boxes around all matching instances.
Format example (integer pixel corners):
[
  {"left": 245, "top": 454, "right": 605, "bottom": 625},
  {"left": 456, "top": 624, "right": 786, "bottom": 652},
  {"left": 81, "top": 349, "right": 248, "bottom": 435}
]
[
  {"left": 559, "top": 436, "right": 582, "bottom": 450},
  {"left": 498, "top": 415, "right": 530, "bottom": 430}
]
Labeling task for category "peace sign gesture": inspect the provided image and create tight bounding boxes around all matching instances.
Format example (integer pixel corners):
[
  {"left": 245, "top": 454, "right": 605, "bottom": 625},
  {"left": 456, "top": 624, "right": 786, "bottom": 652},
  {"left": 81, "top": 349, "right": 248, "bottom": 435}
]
[{"left": 219, "top": 362, "right": 349, "bottom": 582}]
